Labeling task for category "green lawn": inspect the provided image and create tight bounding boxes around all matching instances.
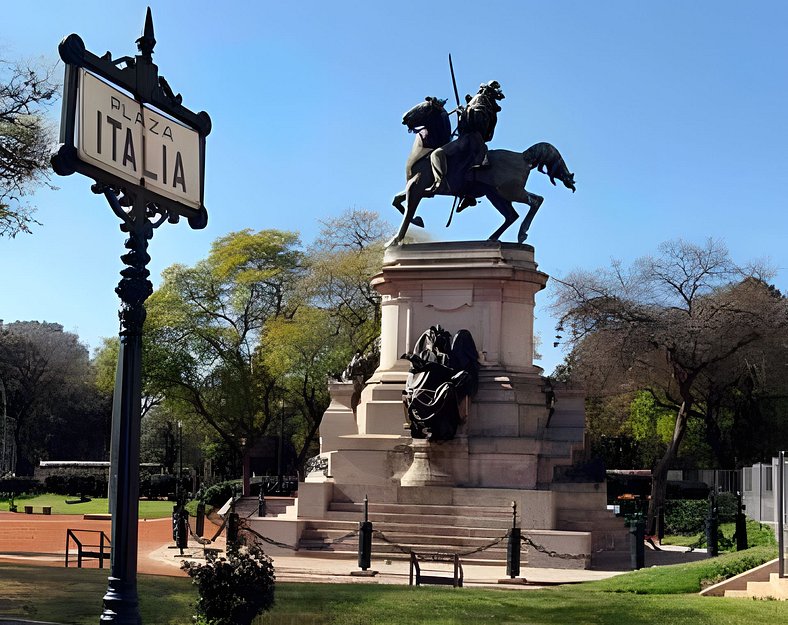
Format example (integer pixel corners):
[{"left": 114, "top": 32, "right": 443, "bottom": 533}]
[
  {"left": 0, "top": 547, "right": 784, "bottom": 625},
  {"left": 662, "top": 519, "right": 777, "bottom": 551},
  {"left": 0, "top": 494, "right": 182, "bottom": 519}
]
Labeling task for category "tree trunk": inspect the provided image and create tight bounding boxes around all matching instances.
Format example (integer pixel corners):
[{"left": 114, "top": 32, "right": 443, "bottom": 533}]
[{"left": 647, "top": 400, "right": 690, "bottom": 534}]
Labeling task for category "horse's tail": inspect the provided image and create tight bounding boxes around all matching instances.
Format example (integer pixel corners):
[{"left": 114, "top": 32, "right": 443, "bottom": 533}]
[{"left": 523, "top": 142, "right": 576, "bottom": 191}]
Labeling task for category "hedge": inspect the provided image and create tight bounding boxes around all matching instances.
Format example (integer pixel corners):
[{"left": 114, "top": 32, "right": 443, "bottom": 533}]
[
  {"left": 197, "top": 480, "right": 241, "bottom": 508},
  {"left": 0, "top": 476, "right": 42, "bottom": 496},
  {"left": 664, "top": 493, "right": 738, "bottom": 535}
]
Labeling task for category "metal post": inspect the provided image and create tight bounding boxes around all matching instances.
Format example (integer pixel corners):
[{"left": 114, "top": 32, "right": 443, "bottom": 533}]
[
  {"left": 177, "top": 420, "right": 183, "bottom": 503},
  {"left": 506, "top": 501, "right": 521, "bottom": 579},
  {"left": 706, "top": 491, "right": 719, "bottom": 558},
  {"left": 101, "top": 193, "right": 151, "bottom": 624},
  {"left": 358, "top": 494, "right": 372, "bottom": 571},
  {"left": 258, "top": 489, "right": 266, "bottom": 518},
  {"left": 779, "top": 450, "right": 785, "bottom": 578},
  {"left": 195, "top": 501, "right": 205, "bottom": 537},
  {"left": 735, "top": 490, "right": 748, "bottom": 551},
  {"left": 278, "top": 398, "right": 284, "bottom": 493},
  {"left": 628, "top": 513, "right": 645, "bottom": 570}
]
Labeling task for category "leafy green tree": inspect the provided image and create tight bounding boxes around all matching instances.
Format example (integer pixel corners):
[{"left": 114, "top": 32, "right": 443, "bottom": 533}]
[
  {"left": 303, "top": 208, "right": 389, "bottom": 354},
  {"left": 0, "top": 58, "right": 58, "bottom": 237},
  {"left": 553, "top": 239, "right": 788, "bottom": 531},
  {"left": 0, "top": 321, "right": 110, "bottom": 473},
  {"left": 262, "top": 306, "right": 350, "bottom": 468},
  {"left": 142, "top": 229, "right": 304, "bottom": 474}
]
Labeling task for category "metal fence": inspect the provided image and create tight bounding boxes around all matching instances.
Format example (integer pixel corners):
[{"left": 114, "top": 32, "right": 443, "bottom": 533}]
[{"left": 666, "top": 469, "right": 741, "bottom": 494}]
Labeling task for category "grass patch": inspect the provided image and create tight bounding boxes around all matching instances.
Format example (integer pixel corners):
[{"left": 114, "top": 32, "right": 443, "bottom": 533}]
[
  {"left": 662, "top": 519, "right": 777, "bottom": 551},
  {"left": 0, "top": 548, "right": 785, "bottom": 625},
  {"left": 0, "top": 494, "right": 187, "bottom": 519},
  {"left": 0, "top": 563, "right": 193, "bottom": 624},
  {"left": 585, "top": 545, "right": 777, "bottom": 594}
]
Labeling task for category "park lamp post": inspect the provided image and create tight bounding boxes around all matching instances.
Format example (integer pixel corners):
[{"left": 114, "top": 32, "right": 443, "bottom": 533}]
[{"left": 51, "top": 8, "right": 210, "bottom": 624}]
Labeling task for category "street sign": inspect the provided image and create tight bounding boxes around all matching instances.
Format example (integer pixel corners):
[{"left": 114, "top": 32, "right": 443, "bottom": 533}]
[
  {"left": 78, "top": 70, "right": 201, "bottom": 209},
  {"left": 52, "top": 12, "right": 211, "bottom": 229},
  {"left": 49, "top": 10, "right": 212, "bottom": 623}
]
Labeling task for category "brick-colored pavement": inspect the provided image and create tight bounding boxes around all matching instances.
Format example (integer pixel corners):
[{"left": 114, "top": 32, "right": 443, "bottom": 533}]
[{"left": 0, "top": 511, "right": 218, "bottom": 576}]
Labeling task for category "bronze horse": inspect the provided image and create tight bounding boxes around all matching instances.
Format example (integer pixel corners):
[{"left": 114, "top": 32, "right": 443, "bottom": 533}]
[{"left": 388, "top": 100, "right": 576, "bottom": 247}]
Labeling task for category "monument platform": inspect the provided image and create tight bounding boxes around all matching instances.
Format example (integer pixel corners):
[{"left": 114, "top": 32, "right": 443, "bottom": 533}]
[{"left": 246, "top": 242, "right": 626, "bottom": 567}]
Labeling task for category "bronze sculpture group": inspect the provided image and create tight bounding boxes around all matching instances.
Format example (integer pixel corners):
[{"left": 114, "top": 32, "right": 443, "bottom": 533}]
[
  {"left": 388, "top": 78, "right": 576, "bottom": 247},
  {"left": 402, "top": 326, "right": 479, "bottom": 441}
]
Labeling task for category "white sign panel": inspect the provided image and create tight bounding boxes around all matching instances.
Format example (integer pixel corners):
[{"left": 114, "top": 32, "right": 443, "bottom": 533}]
[{"left": 78, "top": 69, "right": 201, "bottom": 209}]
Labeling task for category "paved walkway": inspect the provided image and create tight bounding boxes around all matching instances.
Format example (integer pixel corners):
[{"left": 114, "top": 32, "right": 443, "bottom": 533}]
[{"left": 0, "top": 511, "right": 706, "bottom": 587}]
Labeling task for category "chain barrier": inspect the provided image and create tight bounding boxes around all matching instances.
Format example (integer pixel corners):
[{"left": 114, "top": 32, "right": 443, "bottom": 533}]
[
  {"left": 520, "top": 535, "right": 589, "bottom": 560},
  {"left": 183, "top": 509, "right": 228, "bottom": 544},
  {"left": 236, "top": 519, "right": 362, "bottom": 552},
  {"left": 179, "top": 505, "right": 590, "bottom": 563},
  {"left": 371, "top": 528, "right": 509, "bottom": 558}
]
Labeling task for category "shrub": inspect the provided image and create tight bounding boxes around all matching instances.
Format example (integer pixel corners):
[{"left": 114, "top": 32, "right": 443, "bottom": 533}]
[
  {"left": 664, "top": 494, "right": 738, "bottom": 535},
  {"left": 197, "top": 480, "right": 241, "bottom": 508},
  {"left": 181, "top": 543, "right": 275, "bottom": 625},
  {"left": 43, "top": 469, "right": 107, "bottom": 498},
  {"left": 0, "top": 476, "right": 42, "bottom": 496}
]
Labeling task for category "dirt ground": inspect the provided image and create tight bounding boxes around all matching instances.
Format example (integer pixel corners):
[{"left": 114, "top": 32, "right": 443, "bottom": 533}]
[{"left": 0, "top": 510, "right": 221, "bottom": 576}]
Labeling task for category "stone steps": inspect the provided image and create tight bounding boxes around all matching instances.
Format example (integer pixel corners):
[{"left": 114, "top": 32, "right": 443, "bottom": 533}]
[
  {"left": 302, "top": 524, "right": 510, "bottom": 541},
  {"left": 329, "top": 501, "right": 512, "bottom": 518},
  {"left": 729, "top": 573, "right": 788, "bottom": 600},
  {"left": 298, "top": 499, "right": 593, "bottom": 569},
  {"left": 235, "top": 496, "right": 295, "bottom": 518},
  {"left": 311, "top": 512, "right": 511, "bottom": 529}
]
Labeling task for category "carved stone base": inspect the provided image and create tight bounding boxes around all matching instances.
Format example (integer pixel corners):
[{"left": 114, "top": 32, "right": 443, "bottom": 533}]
[{"left": 400, "top": 439, "right": 453, "bottom": 487}]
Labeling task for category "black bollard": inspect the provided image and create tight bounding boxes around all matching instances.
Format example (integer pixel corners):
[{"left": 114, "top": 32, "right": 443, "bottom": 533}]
[
  {"left": 358, "top": 495, "right": 372, "bottom": 571},
  {"left": 706, "top": 493, "right": 719, "bottom": 558},
  {"left": 735, "top": 491, "right": 748, "bottom": 551},
  {"left": 627, "top": 513, "right": 645, "bottom": 570},
  {"left": 195, "top": 501, "right": 205, "bottom": 537},
  {"left": 227, "top": 510, "right": 239, "bottom": 545},
  {"left": 506, "top": 501, "right": 521, "bottom": 578},
  {"left": 507, "top": 527, "right": 521, "bottom": 578},
  {"left": 258, "top": 489, "right": 266, "bottom": 518},
  {"left": 172, "top": 504, "right": 188, "bottom": 554}
]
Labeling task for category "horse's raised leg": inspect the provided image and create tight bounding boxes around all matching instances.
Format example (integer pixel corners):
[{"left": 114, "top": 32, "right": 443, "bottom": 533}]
[
  {"left": 386, "top": 176, "right": 424, "bottom": 247},
  {"left": 516, "top": 192, "right": 543, "bottom": 243},
  {"left": 392, "top": 190, "right": 424, "bottom": 228},
  {"left": 485, "top": 191, "right": 519, "bottom": 241}
]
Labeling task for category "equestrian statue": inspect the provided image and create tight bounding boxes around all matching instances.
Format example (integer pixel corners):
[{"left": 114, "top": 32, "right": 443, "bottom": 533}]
[{"left": 388, "top": 72, "right": 576, "bottom": 247}]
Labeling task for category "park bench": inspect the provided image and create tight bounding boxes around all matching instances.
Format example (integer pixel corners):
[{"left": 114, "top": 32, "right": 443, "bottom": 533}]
[
  {"left": 409, "top": 552, "right": 464, "bottom": 588},
  {"left": 65, "top": 528, "right": 111, "bottom": 568},
  {"left": 23, "top": 505, "right": 52, "bottom": 515}
]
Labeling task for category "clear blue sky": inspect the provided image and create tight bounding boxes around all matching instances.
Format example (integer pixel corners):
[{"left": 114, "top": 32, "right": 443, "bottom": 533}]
[{"left": 2, "top": 1, "right": 786, "bottom": 375}]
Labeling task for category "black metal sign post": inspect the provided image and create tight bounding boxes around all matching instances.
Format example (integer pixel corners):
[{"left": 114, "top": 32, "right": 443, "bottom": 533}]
[{"left": 51, "top": 8, "right": 210, "bottom": 624}]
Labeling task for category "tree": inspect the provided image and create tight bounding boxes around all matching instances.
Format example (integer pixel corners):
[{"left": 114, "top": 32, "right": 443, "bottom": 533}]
[
  {"left": 142, "top": 229, "right": 304, "bottom": 473},
  {"left": 303, "top": 208, "right": 389, "bottom": 354},
  {"left": 553, "top": 239, "right": 788, "bottom": 532},
  {"left": 0, "top": 321, "right": 110, "bottom": 473},
  {"left": 0, "top": 58, "right": 58, "bottom": 237}
]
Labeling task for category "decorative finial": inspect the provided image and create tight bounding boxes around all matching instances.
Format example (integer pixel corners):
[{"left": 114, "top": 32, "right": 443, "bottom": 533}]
[{"left": 136, "top": 7, "right": 156, "bottom": 60}]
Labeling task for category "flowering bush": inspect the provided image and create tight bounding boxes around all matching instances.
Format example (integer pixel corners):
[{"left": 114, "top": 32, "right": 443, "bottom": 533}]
[{"left": 181, "top": 543, "right": 275, "bottom": 625}]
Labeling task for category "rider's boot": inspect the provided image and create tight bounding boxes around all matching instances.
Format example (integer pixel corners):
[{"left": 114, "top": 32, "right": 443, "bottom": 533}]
[{"left": 425, "top": 178, "right": 450, "bottom": 196}]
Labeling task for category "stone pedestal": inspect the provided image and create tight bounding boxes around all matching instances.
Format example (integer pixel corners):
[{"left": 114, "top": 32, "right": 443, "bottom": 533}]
[
  {"left": 400, "top": 439, "right": 453, "bottom": 487},
  {"left": 251, "top": 242, "right": 618, "bottom": 567},
  {"left": 315, "top": 241, "right": 581, "bottom": 494}
]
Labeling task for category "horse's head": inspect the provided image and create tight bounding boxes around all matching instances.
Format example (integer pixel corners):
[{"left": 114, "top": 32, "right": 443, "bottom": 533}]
[
  {"left": 402, "top": 97, "right": 447, "bottom": 131},
  {"left": 561, "top": 172, "right": 576, "bottom": 192}
]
